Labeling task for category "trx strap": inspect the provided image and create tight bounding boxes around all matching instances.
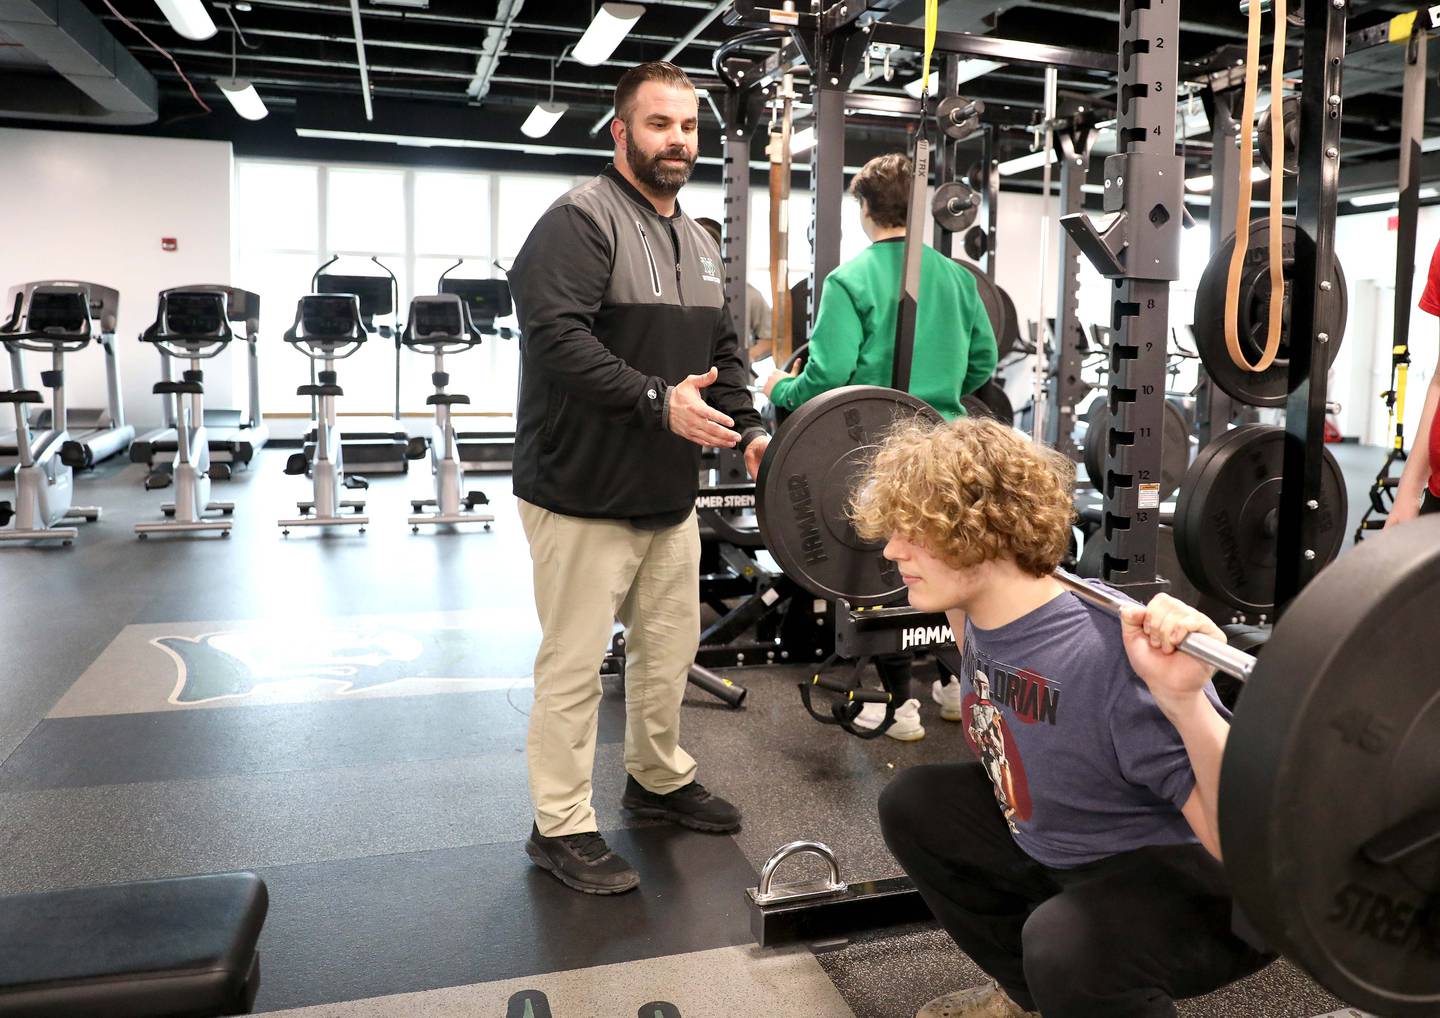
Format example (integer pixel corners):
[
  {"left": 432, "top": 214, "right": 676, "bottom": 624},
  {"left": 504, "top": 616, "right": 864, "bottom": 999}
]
[
  {"left": 891, "top": 0, "right": 939, "bottom": 393},
  {"left": 1223, "top": 0, "right": 1287, "bottom": 374}
]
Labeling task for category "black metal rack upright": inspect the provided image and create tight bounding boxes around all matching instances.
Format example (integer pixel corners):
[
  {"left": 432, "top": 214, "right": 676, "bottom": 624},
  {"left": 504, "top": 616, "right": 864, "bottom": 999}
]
[
  {"left": 1275, "top": 0, "right": 1349, "bottom": 608},
  {"left": 1060, "top": 0, "right": 1185, "bottom": 597}
]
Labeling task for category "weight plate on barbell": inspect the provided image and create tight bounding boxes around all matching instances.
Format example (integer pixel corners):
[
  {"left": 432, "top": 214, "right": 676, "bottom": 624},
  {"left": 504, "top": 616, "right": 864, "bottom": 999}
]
[
  {"left": 1220, "top": 516, "right": 1440, "bottom": 1016},
  {"left": 936, "top": 95, "right": 983, "bottom": 141},
  {"left": 961, "top": 377, "right": 1014, "bottom": 427},
  {"left": 1172, "top": 424, "right": 1347, "bottom": 614},
  {"left": 755, "top": 385, "right": 943, "bottom": 606},
  {"left": 1191, "top": 218, "right": 1347, "bottom": 408},
  {"left": 955, "top": 259, "right": 1010, "bottom": 359},
  {"left": 1083, "top": 399, "right": 1190, "bottom": 502}
]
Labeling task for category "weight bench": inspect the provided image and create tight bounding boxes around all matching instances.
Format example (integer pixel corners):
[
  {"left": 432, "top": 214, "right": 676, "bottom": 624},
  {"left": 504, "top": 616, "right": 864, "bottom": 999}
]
[{"left": 0, "top": 871, "right": 268, "bottom": 1017}]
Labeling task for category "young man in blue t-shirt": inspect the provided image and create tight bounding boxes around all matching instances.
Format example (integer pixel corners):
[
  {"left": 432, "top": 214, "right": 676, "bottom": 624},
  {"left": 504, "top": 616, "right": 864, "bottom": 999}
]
[{"left": 851, "top": 416, "right": 1271, "bottom": 1018}]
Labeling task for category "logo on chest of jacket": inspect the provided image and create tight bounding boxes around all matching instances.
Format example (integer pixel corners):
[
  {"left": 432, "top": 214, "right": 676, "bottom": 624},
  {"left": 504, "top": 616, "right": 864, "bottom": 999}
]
[{"left": 699, "top": 254, "right": 721, "bottom": 284}]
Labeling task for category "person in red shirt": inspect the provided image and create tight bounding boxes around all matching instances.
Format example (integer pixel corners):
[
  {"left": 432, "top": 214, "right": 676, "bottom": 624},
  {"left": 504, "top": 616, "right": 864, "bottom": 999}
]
[{"left": 1389, "top": 237, "right": 1440, "bottom": 526}]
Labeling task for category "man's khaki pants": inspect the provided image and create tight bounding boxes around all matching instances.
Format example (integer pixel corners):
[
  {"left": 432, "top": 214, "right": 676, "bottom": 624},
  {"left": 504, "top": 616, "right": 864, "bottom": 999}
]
[{"left": 518, "top": 500, "right": 701, "bottom": 837}]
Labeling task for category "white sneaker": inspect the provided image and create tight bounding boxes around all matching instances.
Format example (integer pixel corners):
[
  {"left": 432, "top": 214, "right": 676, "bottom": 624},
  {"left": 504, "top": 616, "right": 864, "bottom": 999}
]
[
  {"left": 852, "top": 698, "right": 925, "bottom": 741},
  {"left": 932, "top": 678, "right": 965, "bottom": 721}
]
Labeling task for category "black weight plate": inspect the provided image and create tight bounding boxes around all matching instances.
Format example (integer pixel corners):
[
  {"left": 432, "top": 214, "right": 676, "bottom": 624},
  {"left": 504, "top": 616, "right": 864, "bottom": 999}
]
[
  {"left": 1074, "top": 525, "right": 1193, "bottom": 604},
  {"left": 962, "top": 377, "right": 1014, "bottom": 427},
  {"left": 783, "top": 340, "right": 809, "bottom": 373},
  {"left": 966, "top": 160, "right": 987, "bottom": 190},
  {"left": 1077, "top": 530, "right": 1105, "bottom": 578},
  {"left": 1083, "top": 401, "right": 1190, "bottom": 501},
  {"left": 954, "top": 260, "right": 1007, "bottom": 358},
  {"left": 1220, "top": 516, "right": 1440, "bottom": 1016},
  {"left": 756, "top": 385, "right": 943, "bottom": 606},
  {"left": 963, "top": 226, "right": 988, "bottom": 262},
  {"left": 1191, "top": 218, "right": 1348, "bottom": 407},
  {"left": 933, "top": 181, "right": 981, "bottom": 232},
  {"left": 1172, "top": 424, "right": 1347, "bottom": 614}
]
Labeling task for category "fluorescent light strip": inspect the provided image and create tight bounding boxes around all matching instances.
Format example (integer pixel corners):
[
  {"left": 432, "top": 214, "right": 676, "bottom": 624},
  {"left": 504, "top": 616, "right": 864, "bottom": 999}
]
[
  {"left": 153, "top": 0, "right": 217, "bottom": 40},
  {"left": 293, "top": 127, "right": 870, "bottom": 173},
  {"left": 997, "top": 149, "right": 1055, "bottom": 175},
  {"left": 1349, "top": 187, "right": 1440, "bottom": 207},
  {"left": 903, "top": 60, "right": 1004, "bottom": 99},
  {"left": 218, "top": 78, "right": 268, "bottom": 121},
  {"left": 1184, "top": 166, "right": 1269, "bottom": 194},
  {"left": 791, "top": 126, "right": 815, "bottom": 155},
  {"left": 521, "top": 102, "right": 568, "bottom": 139},
  {"left": 572, "top": 3, "right": 645, "bottom": 66}
]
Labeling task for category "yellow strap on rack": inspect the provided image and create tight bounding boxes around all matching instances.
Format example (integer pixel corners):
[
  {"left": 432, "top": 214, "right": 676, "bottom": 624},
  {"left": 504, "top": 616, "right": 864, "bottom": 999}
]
[{"left": 920, "top": 0, "right": 938, "bottom": 93}]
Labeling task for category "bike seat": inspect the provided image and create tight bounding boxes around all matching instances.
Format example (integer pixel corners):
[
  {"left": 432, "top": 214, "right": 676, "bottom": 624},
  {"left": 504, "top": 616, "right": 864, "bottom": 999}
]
[
  {"left": 425, "top": 394, "right": 471, "bottom": 406},
  {"left": 0, "top": 390, "right": 43, "bottom": 404},
  {"left": 296, "top": 384, "right": 344, "bottom": 397},
  {"left": 153, "top": 381, "right": 203, "bottom": 395}
]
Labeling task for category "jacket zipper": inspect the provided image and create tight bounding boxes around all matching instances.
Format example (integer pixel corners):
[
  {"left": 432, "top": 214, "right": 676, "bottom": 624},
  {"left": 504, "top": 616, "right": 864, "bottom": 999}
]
[
  {"left": 669, "top": 223, "right": 684, "bottom": 303},
  {"left": 634, "top": 221, "right": 663, "bottom": 297}
]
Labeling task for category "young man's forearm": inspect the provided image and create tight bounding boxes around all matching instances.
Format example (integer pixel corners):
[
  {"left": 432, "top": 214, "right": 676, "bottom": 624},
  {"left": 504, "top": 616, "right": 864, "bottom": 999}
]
[{"left": 1160, "top": 693, "right": 1230, "bottom": 860}]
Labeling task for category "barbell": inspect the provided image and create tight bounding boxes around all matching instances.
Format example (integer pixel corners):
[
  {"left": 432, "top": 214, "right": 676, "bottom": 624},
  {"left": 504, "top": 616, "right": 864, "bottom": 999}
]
[{"left": 751, "top": 383, "right": 1440, "bottom": 1016}]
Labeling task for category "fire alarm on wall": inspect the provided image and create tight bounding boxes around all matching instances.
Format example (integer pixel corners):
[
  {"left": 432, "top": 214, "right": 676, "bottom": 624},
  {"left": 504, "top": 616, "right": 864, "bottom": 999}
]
[{"left": 161, "top": 238, "right": 178, "bottom": 251}]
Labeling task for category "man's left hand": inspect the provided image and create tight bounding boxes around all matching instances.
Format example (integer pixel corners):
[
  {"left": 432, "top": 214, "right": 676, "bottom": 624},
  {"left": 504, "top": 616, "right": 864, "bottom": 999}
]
[
  {"left": 744, "top": 435, "right": 770, "bottom": 480},
  {"left": 1119, "top": 594, "right": 1224, "bottom": 715},
  {"left": 762, "top": 365, "right": 798, "bottom": 399}
]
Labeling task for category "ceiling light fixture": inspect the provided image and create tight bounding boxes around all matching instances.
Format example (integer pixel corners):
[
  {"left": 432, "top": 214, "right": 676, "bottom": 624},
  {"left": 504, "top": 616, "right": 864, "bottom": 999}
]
[
  {"left": 153, "top": 0, "right": 217, "bottom": 40},
  {"left": 217, "top": 26, "right": 266, "bottom": 120},
  {"left": 572, "top": 3, "right": 645, "bottom": 66},
  {"left": 522, "top": 53, "right": 568, "bottom": 139},
  {"left": 791, "top": 126, "right": 815, "bottom": 155}
]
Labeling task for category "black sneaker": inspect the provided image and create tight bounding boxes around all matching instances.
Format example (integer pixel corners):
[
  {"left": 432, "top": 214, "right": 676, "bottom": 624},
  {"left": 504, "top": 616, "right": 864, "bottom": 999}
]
[
  {"left": 621, "top": 776, "right": 741, "bottom": 833},
  {"left": 525, "top": 825, "right": 640, "bottom": 895}
]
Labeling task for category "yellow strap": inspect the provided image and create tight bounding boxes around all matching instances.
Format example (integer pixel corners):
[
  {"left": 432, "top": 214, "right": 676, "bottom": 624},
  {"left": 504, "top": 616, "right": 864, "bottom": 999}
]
[
  {"left": 920, "top": 0, "right": 938, "bottom": 93},
  {"left": 1223, "top": 0, "right": 1286, "bottom": 374}
]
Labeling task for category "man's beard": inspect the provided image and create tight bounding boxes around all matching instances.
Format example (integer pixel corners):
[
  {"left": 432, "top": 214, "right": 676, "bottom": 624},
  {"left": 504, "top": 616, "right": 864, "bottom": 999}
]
[{"left": 627, "top": 138, "right": 696, "bottom": 195}]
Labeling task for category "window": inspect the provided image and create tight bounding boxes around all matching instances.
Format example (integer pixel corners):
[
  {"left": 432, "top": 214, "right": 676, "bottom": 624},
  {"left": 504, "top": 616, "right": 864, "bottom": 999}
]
[{"left": 237, "top": 159, "right": 508, "bottom": 421}]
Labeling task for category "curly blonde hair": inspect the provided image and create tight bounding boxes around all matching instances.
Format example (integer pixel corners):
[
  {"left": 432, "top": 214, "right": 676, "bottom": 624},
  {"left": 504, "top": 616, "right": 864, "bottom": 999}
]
[{"left": 850, "top": 416, "right": 1076, "bottom": 577}]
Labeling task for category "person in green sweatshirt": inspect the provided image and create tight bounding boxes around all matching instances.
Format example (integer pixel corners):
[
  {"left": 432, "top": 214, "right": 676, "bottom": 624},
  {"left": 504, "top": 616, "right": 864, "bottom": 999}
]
[
  {"left": 762, "top": 152, "right": 1001, "bottom": 742},
  {"left": 761, "top": 152, "right": 999, "bottom": 421}
]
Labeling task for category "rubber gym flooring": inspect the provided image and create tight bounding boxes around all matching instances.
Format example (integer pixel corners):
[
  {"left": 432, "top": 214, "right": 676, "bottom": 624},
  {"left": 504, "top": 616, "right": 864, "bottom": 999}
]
[{"left": 0, "top": 444, "right": 1387, "bottom": 1017}]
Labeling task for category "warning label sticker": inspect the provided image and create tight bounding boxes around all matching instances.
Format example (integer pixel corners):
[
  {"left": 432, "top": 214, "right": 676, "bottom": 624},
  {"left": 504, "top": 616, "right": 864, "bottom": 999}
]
[{"left": 1138, "top": 483, "right": 1161, "bottom": 510}]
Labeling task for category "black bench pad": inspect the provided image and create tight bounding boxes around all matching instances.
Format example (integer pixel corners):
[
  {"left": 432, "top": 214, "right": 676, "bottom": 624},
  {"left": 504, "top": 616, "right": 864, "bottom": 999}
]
[{"left": 0, "top": 871, "right": 268, "bottom": 1017}]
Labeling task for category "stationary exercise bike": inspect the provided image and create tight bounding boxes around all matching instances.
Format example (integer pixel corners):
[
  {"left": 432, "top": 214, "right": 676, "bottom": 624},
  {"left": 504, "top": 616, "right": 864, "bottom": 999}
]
[
  {"left": 135, "top": 288, "right": 238, "bottom": 538},
  {"left": 279, "top": 293, "right": 370, "bottom": 535},
  {"left": 0, "top": 284, "right": 102, "bottom": 545},
  {"left": 402, "top": 293, "right": 493, "bottom": 532}
]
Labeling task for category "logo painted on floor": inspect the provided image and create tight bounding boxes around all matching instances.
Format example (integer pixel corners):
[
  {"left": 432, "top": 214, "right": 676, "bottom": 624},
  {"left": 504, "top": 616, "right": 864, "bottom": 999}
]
[
  {"left": 639, "top": 1004, "right": 682, "bottom": 1018},
  {"left": 501, "top": 991, "right": 682, "bottom": 1017},
  {"left": 151, "top": 622, "right": 534, "bottom": 704}
]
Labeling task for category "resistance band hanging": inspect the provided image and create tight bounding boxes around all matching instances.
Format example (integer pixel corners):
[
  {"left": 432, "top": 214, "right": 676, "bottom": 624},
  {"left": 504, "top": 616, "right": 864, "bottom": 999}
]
[
  {"left": 891, "top": 0, "right": 939, "bottom": 393},
  {"left": 768, "top": 71, "right": 796, "bottom": 365},
  {"left": 1223, "top": 0, "right": 1287, "bottom": 374}
]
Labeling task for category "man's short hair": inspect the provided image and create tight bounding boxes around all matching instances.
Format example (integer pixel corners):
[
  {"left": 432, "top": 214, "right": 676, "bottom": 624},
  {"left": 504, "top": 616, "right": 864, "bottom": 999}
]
[
  {"left": 851, "top": 416, "right": 1076, "bottom": 577},
  {"left": 849, "top": 153, "right": 912, "bottom": 229},
  {"left": 695, "top": 217, "right": 723, "bottom": 247},
  {"left": 615, "top": 61, "right": 696, "bottom": 122}
]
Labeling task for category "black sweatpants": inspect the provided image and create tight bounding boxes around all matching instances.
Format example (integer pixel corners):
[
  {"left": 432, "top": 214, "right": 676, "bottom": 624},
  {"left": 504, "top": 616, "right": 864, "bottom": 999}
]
[
  {"left": 1422, "top": 489, "right": 1440, "bottom": 515},
  {"left": 879, "top": 763, "right": 1273, "bottom": 1017}
]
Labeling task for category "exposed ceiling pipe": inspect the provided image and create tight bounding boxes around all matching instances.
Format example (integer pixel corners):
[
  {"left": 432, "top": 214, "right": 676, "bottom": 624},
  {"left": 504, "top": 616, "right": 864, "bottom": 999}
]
[
  {"left": 348, "top": 0, "right": 372, "bottom": 119},
  {"left": 586, "top": 0, "right": 730, "bottom": 136},
  {"left": 239, "top": 0, "right": 732, "bottom": 47},
  {"left": 468, "top": 0, "right": 525, "bottom": 101},
  {"left": 1011, "top": 1, "right": 1246, "bottom": 39}
]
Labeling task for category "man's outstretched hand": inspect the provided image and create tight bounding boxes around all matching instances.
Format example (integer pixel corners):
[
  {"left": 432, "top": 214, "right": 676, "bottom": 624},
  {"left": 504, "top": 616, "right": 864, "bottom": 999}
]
[{"left": 669, "top": 367, "right": 741, "bottom": 448}]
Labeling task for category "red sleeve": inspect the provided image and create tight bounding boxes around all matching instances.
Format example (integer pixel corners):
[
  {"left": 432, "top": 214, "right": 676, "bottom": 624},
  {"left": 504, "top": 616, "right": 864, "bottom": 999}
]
[{"left": 1419, "top": 239, "right": 1440, "bottom": 316}]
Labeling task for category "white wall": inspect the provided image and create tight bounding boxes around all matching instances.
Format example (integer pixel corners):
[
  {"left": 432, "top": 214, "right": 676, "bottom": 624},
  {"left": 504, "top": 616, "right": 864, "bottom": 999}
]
[
  {"left": 1331, "top": 208, "right": 1440, "bottom": 445},
  {"left": 0, "top": 129, "right": 234, "bottom": 431}
]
